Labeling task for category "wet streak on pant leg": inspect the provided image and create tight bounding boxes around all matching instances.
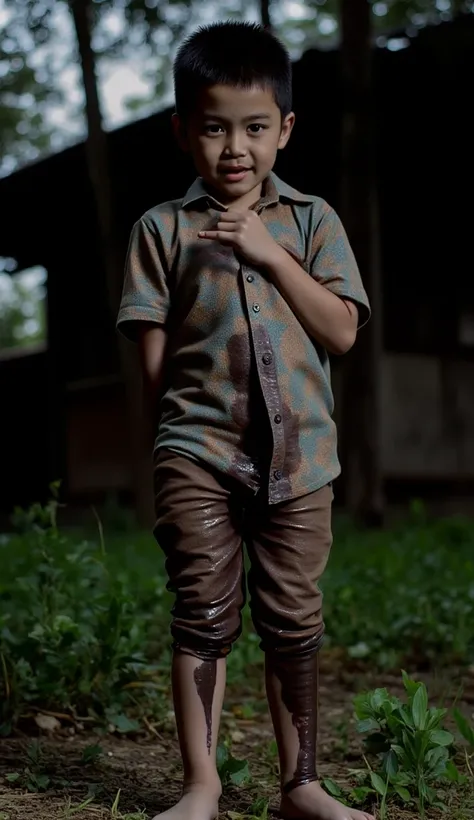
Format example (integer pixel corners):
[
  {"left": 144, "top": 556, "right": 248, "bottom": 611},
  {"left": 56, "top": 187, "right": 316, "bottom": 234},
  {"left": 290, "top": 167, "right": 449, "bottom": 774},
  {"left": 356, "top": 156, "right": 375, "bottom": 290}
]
[
  {"left": 274, "top": 652, "right": 319, "bottom": 793},
  {"left": 193, "top": 660, "right": 217, "bottom": 754}
]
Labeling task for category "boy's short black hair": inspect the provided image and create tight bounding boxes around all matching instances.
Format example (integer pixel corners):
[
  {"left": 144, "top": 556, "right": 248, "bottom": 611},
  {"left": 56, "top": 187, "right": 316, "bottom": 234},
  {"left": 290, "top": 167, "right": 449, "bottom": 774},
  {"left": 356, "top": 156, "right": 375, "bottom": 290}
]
[{"left": 174, "top": 21, "right": 292, "bottom": 119}]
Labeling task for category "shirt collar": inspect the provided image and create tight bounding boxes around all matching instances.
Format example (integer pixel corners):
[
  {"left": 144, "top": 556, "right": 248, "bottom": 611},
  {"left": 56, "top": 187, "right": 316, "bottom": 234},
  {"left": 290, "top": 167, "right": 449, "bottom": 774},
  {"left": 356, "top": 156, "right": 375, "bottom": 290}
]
[{"left": 181, "top": 172, "right": 313, "bottom": 210}]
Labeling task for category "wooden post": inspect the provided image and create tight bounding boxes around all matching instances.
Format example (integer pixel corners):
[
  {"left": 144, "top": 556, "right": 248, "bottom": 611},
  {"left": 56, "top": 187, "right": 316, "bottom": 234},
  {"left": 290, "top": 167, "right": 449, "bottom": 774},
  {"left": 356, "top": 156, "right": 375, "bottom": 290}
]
[
  {"left": 260, "top": 0, "right": 272, "bottom": 29},
  {"left": 339, "top": 0, "right": 384, "bottom": 525},
  {"left": 70, "top": 0, "right": 154, "bottom": 527}
]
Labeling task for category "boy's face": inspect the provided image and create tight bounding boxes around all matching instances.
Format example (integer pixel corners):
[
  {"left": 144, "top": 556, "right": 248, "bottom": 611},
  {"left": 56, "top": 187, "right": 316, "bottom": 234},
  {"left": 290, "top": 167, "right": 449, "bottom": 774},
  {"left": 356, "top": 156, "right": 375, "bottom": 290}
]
[{"left": 173, "top": 84, "right": 295, "bottom": 209}]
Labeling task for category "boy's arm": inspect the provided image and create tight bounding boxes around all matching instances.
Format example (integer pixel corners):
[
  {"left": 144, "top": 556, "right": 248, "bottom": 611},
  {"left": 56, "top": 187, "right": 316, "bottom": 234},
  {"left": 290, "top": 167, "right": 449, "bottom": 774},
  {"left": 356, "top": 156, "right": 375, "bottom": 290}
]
[
  {"left": 265, "top": 251, "right": 358, "bottom": 355},
  {"left": 138, "top": 324, "right": 168, "bottom": 429},
  {"left": 199, "top": 204, "right": 370, "bottom": 355},
  {"left": 117, "top": 216, "right": 171, "bottom": 440}
]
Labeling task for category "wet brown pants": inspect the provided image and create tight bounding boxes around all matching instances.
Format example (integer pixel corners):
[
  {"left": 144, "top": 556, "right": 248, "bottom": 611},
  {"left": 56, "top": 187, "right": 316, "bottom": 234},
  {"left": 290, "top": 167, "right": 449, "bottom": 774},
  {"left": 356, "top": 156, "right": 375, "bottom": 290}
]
[
  {"left": 154, "top": 450, "right": 333, "bottom": 661},
  {"left": 154, "top": 450, "right": 334, "bottom": 791}
]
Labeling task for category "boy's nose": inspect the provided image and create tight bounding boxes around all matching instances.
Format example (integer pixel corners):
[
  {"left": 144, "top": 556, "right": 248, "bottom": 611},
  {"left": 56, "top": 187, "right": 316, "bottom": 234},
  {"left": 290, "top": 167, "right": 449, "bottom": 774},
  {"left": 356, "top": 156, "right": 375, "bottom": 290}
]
[{"left": 224, "top": 132, "right": 247, "bottom": 158}]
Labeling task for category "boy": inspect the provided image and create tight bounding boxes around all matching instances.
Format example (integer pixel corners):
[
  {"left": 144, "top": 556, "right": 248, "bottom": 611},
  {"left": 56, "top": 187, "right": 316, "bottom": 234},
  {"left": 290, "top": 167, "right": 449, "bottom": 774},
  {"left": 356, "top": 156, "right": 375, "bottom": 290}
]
[{"left": 117, "top": 21, "right": 373, "bottom": 820}]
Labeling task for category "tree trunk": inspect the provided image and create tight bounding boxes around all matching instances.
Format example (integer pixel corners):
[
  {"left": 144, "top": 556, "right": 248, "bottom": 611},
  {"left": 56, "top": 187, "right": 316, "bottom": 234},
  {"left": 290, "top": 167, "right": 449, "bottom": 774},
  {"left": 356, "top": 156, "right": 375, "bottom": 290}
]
[
  {"left": 259, "top": 0, "right": 272, "bottom": 29},
  {"left": 339, "top": 0, "right": 384, "bottom": 526},
  {"left": 70, "top": 0, "right": 154, "bottom": 527}
]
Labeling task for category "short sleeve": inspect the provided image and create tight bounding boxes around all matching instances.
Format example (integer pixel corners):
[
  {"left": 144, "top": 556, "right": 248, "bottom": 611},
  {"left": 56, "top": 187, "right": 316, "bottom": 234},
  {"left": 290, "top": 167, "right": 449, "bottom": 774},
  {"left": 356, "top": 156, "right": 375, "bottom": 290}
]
[
  {"left": 309, "top": 204, "right": 371, "bottom": 328},
  {"left": 117, "top": 216, "right": 171, "bottom": 341}
]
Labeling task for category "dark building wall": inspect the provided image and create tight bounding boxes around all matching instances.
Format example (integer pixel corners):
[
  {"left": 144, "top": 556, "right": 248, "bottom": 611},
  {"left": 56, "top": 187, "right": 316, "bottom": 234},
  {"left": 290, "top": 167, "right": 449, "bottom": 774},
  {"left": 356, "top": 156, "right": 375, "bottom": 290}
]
[{"left": 1, "top": 16, "right": 473, "bottom": 511}]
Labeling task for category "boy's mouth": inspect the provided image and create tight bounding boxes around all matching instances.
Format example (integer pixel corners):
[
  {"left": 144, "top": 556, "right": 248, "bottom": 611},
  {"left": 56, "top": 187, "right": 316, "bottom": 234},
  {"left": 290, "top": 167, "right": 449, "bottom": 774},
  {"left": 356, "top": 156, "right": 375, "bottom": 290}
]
[{"left": 220, "top": 166, "right": 251, "bottom": 183}]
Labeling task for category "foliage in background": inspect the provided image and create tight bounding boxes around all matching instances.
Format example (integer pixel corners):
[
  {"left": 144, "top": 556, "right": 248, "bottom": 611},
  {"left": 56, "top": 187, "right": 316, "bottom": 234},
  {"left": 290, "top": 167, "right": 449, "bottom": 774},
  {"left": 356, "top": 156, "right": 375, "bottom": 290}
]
[
  {"left": 0, "top": 265, "right": 47, "bottom": 351},
  {"left": 0, "top": 0, "right": 473, "bottom": 174},
  {"left": 0, "top": 26, "right": 61, "bottom": 170},
  {"left": 1, "top": 492, "right": 474, "bottom": 735},
  {"left": 323, "top": 672, "right": 474, "bottom": 818},
  {"left": 1, "top": 492, "right": 474, "bottom": 816}
]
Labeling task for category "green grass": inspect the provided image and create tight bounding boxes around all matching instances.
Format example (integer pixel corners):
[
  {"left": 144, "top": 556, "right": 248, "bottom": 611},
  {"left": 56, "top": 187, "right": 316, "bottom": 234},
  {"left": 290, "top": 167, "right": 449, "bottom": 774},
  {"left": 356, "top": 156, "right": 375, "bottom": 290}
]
[{"left": 0, "top": 496, "right": 473, "bottom": 734}]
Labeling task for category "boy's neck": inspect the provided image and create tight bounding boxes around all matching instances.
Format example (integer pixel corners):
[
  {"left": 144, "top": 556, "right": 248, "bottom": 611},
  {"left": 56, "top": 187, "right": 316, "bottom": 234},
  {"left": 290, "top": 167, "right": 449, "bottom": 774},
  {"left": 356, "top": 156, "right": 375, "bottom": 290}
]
[{"left": 203, "top": 179, "right": 264, "bottom": 211}]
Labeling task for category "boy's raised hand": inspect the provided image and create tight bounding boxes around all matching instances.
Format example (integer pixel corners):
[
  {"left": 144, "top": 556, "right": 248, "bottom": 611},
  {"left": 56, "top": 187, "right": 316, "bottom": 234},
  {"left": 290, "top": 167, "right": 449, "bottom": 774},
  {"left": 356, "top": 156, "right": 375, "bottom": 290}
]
[{"left": 199, "top": 210, "right": 280, "bottom": 269}]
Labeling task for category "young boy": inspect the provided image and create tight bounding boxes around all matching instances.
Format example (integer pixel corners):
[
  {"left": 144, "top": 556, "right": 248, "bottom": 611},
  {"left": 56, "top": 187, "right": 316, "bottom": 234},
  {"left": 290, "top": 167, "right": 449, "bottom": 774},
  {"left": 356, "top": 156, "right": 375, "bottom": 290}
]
[{"left": 117, "top": 21, "right": 373, "bottom": 820}]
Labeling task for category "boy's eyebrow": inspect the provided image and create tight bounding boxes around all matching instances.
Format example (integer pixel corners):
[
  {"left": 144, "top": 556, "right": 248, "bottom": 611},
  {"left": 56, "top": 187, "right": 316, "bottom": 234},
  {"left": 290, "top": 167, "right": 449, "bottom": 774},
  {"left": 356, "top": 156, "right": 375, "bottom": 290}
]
[{"left": 202, "top": 112, "right": 272, "bottom": 121}]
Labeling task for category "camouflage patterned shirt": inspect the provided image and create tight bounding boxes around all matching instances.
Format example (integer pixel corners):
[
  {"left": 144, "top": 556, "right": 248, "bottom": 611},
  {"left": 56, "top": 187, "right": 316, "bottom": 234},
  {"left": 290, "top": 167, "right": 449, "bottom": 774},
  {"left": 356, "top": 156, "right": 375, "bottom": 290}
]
[{"left": 117, "top": 173, "right": 370, "bottom": 504}]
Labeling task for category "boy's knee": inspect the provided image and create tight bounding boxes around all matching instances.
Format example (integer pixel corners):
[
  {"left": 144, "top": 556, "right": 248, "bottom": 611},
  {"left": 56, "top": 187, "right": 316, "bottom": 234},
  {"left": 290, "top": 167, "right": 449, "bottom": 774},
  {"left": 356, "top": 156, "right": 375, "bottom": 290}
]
[
  {"left": 254, "top": 610, "right": 325, "bottom": 656},
  {"left": 170, "top": 605, "right": 243, "bottom": 660}
]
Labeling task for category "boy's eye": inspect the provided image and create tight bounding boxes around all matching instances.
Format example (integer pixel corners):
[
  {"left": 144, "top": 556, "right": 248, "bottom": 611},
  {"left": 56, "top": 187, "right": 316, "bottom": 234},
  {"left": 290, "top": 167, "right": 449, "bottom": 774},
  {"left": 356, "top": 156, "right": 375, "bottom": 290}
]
[
  {"left": 248, "top": 124, "right": 267, "bottom": 133},
  {"left": 204, "top": 124, "right": 224, "bottom": 134}
]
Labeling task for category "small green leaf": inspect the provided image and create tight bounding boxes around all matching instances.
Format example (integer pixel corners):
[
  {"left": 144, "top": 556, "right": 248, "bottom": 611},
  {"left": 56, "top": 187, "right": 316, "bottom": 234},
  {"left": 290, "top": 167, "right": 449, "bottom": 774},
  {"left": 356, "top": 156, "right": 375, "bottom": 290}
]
[
  {"left": 383, "top": 749, "right": 399, "bottom": 778},
  {"left": 429, "top": 729, "right": 454, "bottom": 747},
  {"left": 371, "top": 688, "right": 390, "bottom": 712},
  {"left": 322, "top": 778, "right": 343, "bottom": 798},
  {"left": 350, "top": 785, "right": 374, "bottom": 803},
  {"left": 432, "top": 799, "right": 448, "bottom": 811},
  {"left": 392, "top": 771, "right": 413, "bottom": 787},
  {"left": 81, "top": 744, "right": 103, "bottom": 764},
  {"left": 216, "top": 744, "right": 229, "bottom": 769},
  {"left": 248, "top": 796, "right": 269, "bottom": 818},
  {"left": 6, "top": 772, "right": 21, "bottom": 783},
  {"left": 28, "top": 773, "right": 50, "bottom": 791},
  {"left": 402, "top": 670, "right": 421, "bottom": 699},
  {"left": 445, "top": 760, "right": 465, "bottom": 783},
  {"left": 357, "top": 718, "right": 380, "bottom": 734},
  {"left": 411, "top": 685, "right": 428, "bottom": 729},
  {"left": 395, "top": 786, "right": 411, "bottom": 803},
  {"left": 353, "top": 693, "right": 372, "bottom": 720},
  {"left": 453, "top": 708, "right": 474, "bottom": 747},
  {"left": 426, "top": 745, "right": 449, "bottom": 777},
  {"left": 369, "top": 771, "right": 386, "bottom": 796},
  {"left": 426, "top": 707, "right": 447, "bottom": 731},
  {"left": 227, "top": 756, "right": 250, "bottom": 786},
  {"left": 107, "top": 713, "right": 140, "bottom": 734}
]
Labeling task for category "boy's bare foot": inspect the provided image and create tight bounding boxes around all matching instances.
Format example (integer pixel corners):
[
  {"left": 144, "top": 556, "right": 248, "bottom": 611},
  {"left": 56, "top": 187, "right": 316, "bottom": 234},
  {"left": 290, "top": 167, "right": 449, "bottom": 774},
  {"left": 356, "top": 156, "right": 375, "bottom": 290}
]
[
  {"left": 152, "top": 782, "right": 221, "bottom": 820},
  {"left": 280, "top": 781, "right": 375, "bottom": 820}
]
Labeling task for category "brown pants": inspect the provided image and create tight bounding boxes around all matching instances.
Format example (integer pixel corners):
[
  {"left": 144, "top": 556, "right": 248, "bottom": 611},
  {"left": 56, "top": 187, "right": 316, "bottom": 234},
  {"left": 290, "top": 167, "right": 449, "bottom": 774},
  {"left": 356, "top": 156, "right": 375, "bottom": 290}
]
[{"left": 154, "top": 450, "right": 333, "bottom": 661}]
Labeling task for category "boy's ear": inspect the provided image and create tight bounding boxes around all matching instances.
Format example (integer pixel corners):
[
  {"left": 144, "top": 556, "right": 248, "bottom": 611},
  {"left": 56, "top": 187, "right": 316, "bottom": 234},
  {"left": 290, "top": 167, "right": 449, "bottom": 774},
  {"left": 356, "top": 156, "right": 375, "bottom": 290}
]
[
  {"left": 172, "top": 113, "right": 189, "bottom": 151},
  {"left": 278, "top": 111, "right": 295, "bottom": 150}
]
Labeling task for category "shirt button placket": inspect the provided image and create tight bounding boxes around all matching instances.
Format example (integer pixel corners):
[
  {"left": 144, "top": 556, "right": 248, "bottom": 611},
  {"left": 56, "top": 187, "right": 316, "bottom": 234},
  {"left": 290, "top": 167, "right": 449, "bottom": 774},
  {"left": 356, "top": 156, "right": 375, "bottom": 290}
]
[{"left": 243, "top": 266, "right": 285, "bottom": 498}]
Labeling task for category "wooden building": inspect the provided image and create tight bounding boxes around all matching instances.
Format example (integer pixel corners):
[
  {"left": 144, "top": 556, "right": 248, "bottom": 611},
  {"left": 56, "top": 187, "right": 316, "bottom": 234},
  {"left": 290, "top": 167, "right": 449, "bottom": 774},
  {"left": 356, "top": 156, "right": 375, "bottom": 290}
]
[{"left": 1, "top": 15, "right": 473, "bottom": 515}]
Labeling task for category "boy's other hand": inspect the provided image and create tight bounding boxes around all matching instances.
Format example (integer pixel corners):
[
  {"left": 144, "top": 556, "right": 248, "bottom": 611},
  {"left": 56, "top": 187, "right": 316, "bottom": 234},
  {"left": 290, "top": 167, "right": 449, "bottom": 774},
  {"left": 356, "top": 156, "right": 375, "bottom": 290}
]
[{"left": 199, "top": 210, "right": 279, "bottom": 269}]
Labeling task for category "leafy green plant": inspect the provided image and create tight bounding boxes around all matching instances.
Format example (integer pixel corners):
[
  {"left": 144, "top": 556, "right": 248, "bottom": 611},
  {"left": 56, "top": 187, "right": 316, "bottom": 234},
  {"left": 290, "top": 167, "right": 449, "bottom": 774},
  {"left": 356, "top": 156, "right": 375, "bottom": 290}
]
[
  {"left": 5, "top": 739, "right": 70, "bottom": 793},
  {"left": 227, "top": 797, "right": 270, "bottom": 820},
  {"left": 322, "top": 776, "right": 374, "bottom": 811},
  {"left": 454, "top": 707, "right": 474, "bottom": 779},
  {"left": 0, "top": 492, "right": 171, "bottom": 734},
  {"left": 454, "top": 708, "right": 474, "bottom": 750},
  {"left": 323, "top": 510, "right": 474, "bottom": 669},
  {"left": 354, "top": 671, "right": 459, "bottom": 817},
  {"left": 80, "top": 744, "right": 104, "bottom": 765},
  {"left": 2, "top": 490, "right": 474, "bottom": 745},
  {"left": 217, "top": 743, "right": 251, "bottom": 788},
  {"left": 110, "top": 789, "right": 147, "bottom": 819}
]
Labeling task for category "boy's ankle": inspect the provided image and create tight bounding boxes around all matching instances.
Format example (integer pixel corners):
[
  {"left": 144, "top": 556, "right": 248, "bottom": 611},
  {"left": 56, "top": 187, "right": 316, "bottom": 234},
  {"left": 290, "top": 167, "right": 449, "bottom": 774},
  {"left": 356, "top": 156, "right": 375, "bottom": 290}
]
[{"left": 182, "top": 775, "right": 222, "bottom": 797}]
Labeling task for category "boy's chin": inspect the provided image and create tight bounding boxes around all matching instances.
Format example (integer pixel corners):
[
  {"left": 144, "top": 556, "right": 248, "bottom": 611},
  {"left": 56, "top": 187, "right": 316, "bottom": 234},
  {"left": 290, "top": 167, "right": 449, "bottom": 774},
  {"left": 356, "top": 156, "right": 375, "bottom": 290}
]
[{"left": 206, "top": 173, "right": 264, "bottom": 201}]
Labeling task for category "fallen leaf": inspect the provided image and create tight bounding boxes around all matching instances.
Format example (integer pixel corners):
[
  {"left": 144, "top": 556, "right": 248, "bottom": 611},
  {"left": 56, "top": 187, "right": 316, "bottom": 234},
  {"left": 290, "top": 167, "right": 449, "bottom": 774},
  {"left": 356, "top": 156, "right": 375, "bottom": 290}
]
[
  {"left": 35, "top": 713, "right": 60, "bottom": 732},
  {"left": 231, "top": 730, "right": 245, "bottom": 743}
]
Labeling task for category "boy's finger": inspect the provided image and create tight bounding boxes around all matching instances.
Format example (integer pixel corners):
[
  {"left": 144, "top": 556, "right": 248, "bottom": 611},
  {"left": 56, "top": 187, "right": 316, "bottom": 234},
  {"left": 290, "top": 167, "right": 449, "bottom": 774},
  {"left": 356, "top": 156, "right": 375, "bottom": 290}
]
[
  {"left": 198, "top": 230, "right": 235, "bottom": 243},
  {"left": 218, "top": 211, "right": 242, "bottom": 222},
  {"left": 216, "top": 221, "right": 236, "bottom": 232}
]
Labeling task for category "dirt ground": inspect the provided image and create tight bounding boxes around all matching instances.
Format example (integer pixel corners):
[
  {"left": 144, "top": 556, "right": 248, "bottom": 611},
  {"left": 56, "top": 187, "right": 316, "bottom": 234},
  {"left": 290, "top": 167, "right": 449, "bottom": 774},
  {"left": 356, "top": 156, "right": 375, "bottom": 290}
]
[{"left": 1, "top": 659, "right": 473, "bottom": 820}]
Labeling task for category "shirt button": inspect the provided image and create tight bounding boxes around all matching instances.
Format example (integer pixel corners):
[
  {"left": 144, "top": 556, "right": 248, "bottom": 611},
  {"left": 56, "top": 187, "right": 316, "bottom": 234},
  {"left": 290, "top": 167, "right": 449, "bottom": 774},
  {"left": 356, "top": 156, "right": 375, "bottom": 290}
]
[
  {"left": 247, "top": 274, "right": 254, "bottom": 283},
  {"left": 262, "top": 353, "right": 272, "bottom": 365},
  {"left": 274, "top": 414, "right": 282, "bottom": 424},
  {"left": 253, "top": 303, "right": 260, "bottom": 313},
  {"left": 274, "top": 469, "right": 283, "bottom": 481}
]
